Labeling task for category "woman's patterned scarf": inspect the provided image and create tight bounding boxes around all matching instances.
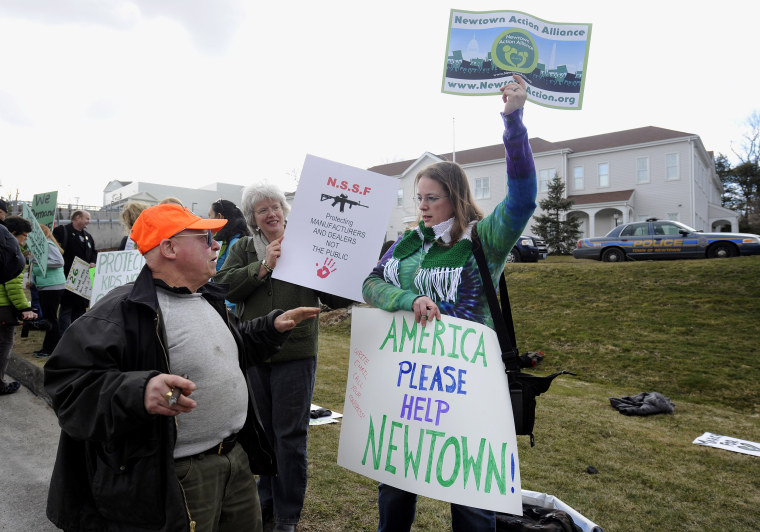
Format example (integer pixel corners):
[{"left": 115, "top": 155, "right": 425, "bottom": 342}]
[{"left": 384, "top": 218, "right": 475, "bottom": 303}]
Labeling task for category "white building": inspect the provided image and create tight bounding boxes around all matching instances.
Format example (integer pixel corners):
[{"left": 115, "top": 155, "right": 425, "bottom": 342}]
[
  {"left": 102, "top": 180, "right": 246, "bottom": 216},
  {"left": 369, "top": 125, "right": 737, "bottom": 241}
]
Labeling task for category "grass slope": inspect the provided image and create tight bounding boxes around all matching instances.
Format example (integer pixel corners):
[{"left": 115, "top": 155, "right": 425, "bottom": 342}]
[{"left": 305, "top": 257, "right": 760, "bottom": 531}]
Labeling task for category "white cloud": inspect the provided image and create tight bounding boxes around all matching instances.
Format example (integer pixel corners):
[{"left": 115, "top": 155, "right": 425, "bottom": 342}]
[{"left": 0, "top": 90, "right": 33, "bottom": 127}]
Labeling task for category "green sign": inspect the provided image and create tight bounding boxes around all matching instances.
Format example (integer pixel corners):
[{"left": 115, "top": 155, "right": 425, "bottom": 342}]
[
  {"left": 23, "top": 203, "right": 48, "bottom": 277},
  {"left": 32, "top": 191, "right": 58, "bottom": 229}
]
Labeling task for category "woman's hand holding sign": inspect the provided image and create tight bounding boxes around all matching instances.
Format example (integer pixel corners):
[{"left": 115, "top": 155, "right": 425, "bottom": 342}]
[
  {"left": 259, "top": 235, "right": 283, "bottom": 278},
  {"left": 500, "top": 73, "right": 527, "bottom": 115},
  {"left": 412, "top": 295, "right": 441, "bottom": 327}
]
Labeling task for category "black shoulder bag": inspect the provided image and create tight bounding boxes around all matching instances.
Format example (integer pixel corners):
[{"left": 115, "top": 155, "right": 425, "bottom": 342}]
[{"left": 471, "top": 226, "right": 574, "bottom": 446}]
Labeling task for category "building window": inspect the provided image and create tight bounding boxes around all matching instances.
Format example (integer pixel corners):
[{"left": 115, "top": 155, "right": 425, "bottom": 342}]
[
  {"left": 667, "top": 212, "right": 680, "bottom": 221},
  {"left": 573, "top": 166, "right": 584, "bottom": 190},
  {"left": 539, "top": 169, "right": 555, "bottom": 193},
  {"left": 598, "top": 163, "right": 609, "bottom": 187},
  {"left": 666, "top": 153, "right": 679, "bottom": 180},
  {"left": 397, "top": 189, "right": 403, "bottom": 207},
  {"left": 637, "top": 157, "right": 650, "bottom": 183},
  {"left": 474, "top": 177, "right": 491, "bottom": 199}
]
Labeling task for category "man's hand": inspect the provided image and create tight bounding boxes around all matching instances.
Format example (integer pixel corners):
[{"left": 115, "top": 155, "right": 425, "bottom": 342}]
[
  {"left": 274, "top": 307, "right": 321, "bottom": 332},
  {"left": 144, "top": 374, "right": 197, "bottom": 416}
]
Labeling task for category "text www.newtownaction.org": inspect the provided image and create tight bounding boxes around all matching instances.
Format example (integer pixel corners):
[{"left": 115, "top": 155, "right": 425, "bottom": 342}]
[{"left": 445, "top": 80, "right": 577, "bottom": 106}]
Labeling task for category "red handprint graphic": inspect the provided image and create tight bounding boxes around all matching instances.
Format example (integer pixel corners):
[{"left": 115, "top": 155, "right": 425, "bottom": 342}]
[{"left": 316, "top": 258, "right": 337, "bottom": 278}]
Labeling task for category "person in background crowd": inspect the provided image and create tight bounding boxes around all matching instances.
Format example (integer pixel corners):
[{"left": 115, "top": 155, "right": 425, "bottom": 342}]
[
  {"left": 209, "top": 199, "right": 250, "bottom": 272},
  {"left": 118, "top": 200, "right": 150, "bottom": 250},
  {"left": 44, "top": 203, "right": 321, "bottom": 531},
  {"left": 362, "top": 75, "right": 536, "bottom": 532},
  {"left": 160, "top": 197, "right": 184, "bottom": 206},
  {"left": 52, "top": 210, "right": 97, "bottom": 333},
  {"left": 29, "top": 225, "right": 66, "bottom": 358},
  {"left": 215, "top": 183, "right": 352, "bottom": 532},
  {"left": 0, "top": 220, "right": 26, "bottom": 284},
  {"left": 209, "top": 199, "right": 250, "bottom": 314},
  {"left": 0, "top": 216, "right": 38, "bottom": 395},
  {"left": 0, "top": 200, "right": 45, "bottom": 334}
]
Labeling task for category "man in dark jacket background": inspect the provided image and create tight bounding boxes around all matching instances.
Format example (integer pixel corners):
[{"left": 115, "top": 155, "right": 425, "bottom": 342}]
[
  {"left": 44, "top": 204, "right": 320, "bottom": 531},
  {"left": 52, "top": 210, "right": 98, "bottom": 333}
]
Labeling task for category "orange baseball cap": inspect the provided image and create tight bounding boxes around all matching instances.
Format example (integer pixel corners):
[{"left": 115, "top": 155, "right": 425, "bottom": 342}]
[{"left": 130, "top": 204, "right": 228, "bottom": 254}]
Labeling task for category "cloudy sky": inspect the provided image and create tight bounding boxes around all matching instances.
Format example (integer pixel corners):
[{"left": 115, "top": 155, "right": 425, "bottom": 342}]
[{"left": 0, "top": 0, "right": 757, "bottom": 208}]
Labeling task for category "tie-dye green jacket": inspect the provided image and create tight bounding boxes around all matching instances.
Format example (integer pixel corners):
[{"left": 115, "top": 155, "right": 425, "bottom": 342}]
[{"left": 362, "top": 108, "right": 537, "bottom": 328}]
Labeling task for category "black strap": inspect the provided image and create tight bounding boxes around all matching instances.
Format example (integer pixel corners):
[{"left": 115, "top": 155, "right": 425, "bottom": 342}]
[{"left": 471, "top": 226, "right": 521, "bottom": 372}]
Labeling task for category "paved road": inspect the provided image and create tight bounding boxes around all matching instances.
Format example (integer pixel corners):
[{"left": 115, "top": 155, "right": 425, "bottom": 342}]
[{"left": 0, "top": 384, "right": 60, "bottom": 531}]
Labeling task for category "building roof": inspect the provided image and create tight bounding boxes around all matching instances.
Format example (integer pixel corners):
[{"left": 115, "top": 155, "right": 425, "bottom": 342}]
[
  {"left": 369, "top": 126, "right": 697, "bottom": 177},
  {"left": 567, "top": 190, "right": 635, "bottom": 206}
]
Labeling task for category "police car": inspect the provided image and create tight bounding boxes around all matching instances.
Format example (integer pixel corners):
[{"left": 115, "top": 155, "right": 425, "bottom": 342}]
[
  {"left": 572, "top": 219, "right": 760, "bottom": 262},
  {"left": 508, "top": 235, "right": 548, "bottom": 263}
]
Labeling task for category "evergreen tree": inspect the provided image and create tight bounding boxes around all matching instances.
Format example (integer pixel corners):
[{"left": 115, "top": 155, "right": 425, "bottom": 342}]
[{"left": 530, "top": 173, "right": 581, "bottom": 255}]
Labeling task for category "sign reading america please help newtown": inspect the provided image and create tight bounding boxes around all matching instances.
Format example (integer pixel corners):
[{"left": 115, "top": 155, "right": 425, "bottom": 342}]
[{"left": 338, "top": 307, "right": 522, "bottom": 514}]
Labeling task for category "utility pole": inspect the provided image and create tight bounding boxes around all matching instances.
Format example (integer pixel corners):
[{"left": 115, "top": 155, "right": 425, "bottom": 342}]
[{"left": 452, "top": 117, "right": 456, "bottom": 163}]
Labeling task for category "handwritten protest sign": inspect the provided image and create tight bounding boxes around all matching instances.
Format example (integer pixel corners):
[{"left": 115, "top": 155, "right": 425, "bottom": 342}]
[
  {"left": 32, "top": 191, "right": 58, "bottom": 229},
  {"left": 693, "top": 433, "right": 760, "bottom": 457},
  {"left": 65, "top": 256, "right": 93, "bottom": 300},
  {"left": 272, "top": 155, "right": 397, "bottom": 302},
  {"left": 338, "top": 307, "right": 522, "bottom": 514},
  {"left": 22, "top": 203, "right": 49, "bottom": 277},
  {"left": 90, "top": 250, "right": 146, "bottom": 305},
  {"left": 442, "top": 9, "right": 592, "bottom": 110}
]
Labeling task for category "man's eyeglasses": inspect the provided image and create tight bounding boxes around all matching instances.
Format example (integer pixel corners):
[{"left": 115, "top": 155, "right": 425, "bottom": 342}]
[
  {"left": 171, "top": 230, "right": 214, "bottom": 247},
  {"left": 415, "top": 195, "right": 449, "bottom": 206}
]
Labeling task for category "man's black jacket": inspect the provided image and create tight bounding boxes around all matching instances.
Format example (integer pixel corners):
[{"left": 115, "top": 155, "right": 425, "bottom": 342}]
[{"left": 44, "top": 265, "right": 290, "bottom": 531}]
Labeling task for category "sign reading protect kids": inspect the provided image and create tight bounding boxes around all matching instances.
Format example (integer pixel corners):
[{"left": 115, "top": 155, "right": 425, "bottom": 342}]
[
  {"left": 442, "top": 9, "right": 592, "bottom": 110},
  {"left": 337, "top": 307, "right": 522, "bottom": 515},
  {"left": 90, "top": 250, "right": 146, "bottom": 305},
  {"left": 272, "top": 155, "right": 397, "bottom": 302}
]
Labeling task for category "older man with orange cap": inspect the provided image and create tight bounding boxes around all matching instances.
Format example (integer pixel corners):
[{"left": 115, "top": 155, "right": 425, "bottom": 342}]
[{"left": 44, "top": 204, "right": 320, "bottom": 532}]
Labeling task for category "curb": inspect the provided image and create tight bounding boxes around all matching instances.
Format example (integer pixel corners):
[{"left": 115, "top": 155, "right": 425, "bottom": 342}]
[{"left": 7, "top": 352, "right": 52, "bottom": 407}]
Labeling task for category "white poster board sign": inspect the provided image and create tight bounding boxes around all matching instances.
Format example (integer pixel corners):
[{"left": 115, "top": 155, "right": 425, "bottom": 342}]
[
  {"left": 65, "top": 256, "right": 93, "bottom": 300},
  {"left": 90, "top": 250, "right": 146, "bottom": 305},
  {"left": 693, "top": 432, "right": 760, "bottom": 457},
  {"left": 272, "top": 154, "right": 397, "bottom": 302},
  {"left": 22, "top": 203, "right": 48, "bottom": 277},
  {"left": 338, "top": 307, "right": 522, "bottom": 514}
]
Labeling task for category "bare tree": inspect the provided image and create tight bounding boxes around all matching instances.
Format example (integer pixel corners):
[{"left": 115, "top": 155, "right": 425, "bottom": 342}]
[{"left": 732, "top": 110, "right": 760, "bottom": 165}]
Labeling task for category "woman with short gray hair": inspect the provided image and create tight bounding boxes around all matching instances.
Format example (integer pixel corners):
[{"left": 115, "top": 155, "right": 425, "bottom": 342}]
[
  {"left": 215, "top": 183, "right": 349, "bottom": 532},
  {"left": 240, "top": 183, "right": 291, "bottom": 234}
]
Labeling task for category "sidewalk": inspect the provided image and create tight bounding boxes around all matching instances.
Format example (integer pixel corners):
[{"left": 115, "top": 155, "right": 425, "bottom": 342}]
[{"left": 0, "top": 379, "right": 60, "bottom": 531}]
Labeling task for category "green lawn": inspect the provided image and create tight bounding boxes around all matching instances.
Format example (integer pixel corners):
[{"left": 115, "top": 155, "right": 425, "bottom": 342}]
[
  {"left": 302, "top": 256, "right": 760, "bottom": 531},
  {"left": 15, "top": 256, "right": 760, "bottom": 531}
]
